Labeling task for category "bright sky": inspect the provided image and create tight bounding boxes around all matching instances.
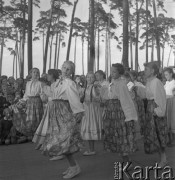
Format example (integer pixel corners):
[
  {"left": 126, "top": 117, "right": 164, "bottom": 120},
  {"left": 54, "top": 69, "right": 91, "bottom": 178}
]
[{"left": 2, "top": 0, "right": 175, "bottom": 77}]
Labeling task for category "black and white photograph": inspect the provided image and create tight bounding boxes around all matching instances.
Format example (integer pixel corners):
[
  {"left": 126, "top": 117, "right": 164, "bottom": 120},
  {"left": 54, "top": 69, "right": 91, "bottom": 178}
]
[{"left": 0, "top": 0, "right": 175, "bottom": 179}]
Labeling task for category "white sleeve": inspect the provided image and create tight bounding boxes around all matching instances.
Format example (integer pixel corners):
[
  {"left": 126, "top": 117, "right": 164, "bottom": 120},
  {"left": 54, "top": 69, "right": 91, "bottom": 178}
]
[
  {"left": 153, "top": 80, "right": 166, "bottom": 117},
  {"left": 118, "top": 81, "right": 138, "bottom": 122},
  {"left": 100, "top": 85, "right": 109, "bottom": 100},
  {"left": 66, "top": 80, "right": 84, "bottom": 114},
  {"left": 22, "top": 82, "right": 29, "bottom": 101},
  {"left": 136, "top": 86, "right": 146, "bottom": 99}
]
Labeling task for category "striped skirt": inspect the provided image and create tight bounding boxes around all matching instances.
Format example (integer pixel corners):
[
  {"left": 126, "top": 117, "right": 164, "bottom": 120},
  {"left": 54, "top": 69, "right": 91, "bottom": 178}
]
[
  {"left": 32, "top": 101, "right": 53, "bottom": 146},
  {"left": 166, "top": 97, "right": 175, "bottom": 133},
  {"left": 103, "top": 99, "right": 137, "bottom": 156},
  {"left": 22, "top": 96, "right": 43, "bottom": 137},
  {"left": 81, "top": 101, "right": 103, "bottom": 140},
  {"left": 42, "top": 100, "right": 83, "bottom": 157},
  {"left": 141, "top": 100, "right": 168, "bottom": 154}
]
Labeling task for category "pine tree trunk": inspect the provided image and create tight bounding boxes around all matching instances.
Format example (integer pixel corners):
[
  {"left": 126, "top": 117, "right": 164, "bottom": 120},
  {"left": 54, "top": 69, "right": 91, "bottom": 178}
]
[
  {"left": 153, "top": 0, "right": 161, "bottom": 63},
  {"left": 82, "top": 37, "right": 84, "bottom": 75},
  {"left": 122, "top": 0, "right": 129, "bottom": 68},
  {"left": 146, "top": 0, "right": 148, "bottom": 63},
  {"left": 135, "top": 0, "right": 139, "bottom": 71},
  {"left": 167, "top": 46, "right": 172, "bottom": 67},
  {"left": 105, "top": 25, "right": 108, "bottom": 77},
  {"left": 74, "top": 36, "right": 77, "bottom": 66},
  {"left": 43, "top": 0, "right": 54, "bottom": 73},
  {"left": 0, "top": 20, "right": 6, "bottom": 76},
  {"left": 97, "top": 24, "right": 100, "bottom": 71},
  {"left": 56, "top": 34, "right": 61, "bottom": 69},
  {"left": 162, "top": 46, "right": 165, "bottom": 68},
  {"left": 16, "top": 46, "right": 18, "bottom": 79},
  {"left": 49, "top": 34, "right": 54, "bottom": 69},
  {"left": 21, "top": 0, "right": 26, "bottom": 78},
  {"left": 0, "top": 37, "right": 4, "bottom": 76},
  {"left": 28, "top": 0, "right": 33, "bottom": 73},
  {"left": 54, "top": 32, "right": 59, "bottom": 68},
  {"left": 161, "top": 28, "right": 168, "bottom": 68},
  {"left": 129, "top": 22, "right": 133, "bottom": 70},
  {"left": 87, "top": 9, "right": 90, "bottom": 72},
  {"left": 17, "top": 41, "right": 21, "bottom": 78},
  {"left": 66, "top": 0, "right": 79, "bottom": 61},
  {"left": 13, "top": 54, "right": 15, "bottom": 77},
  {"left": 43, "top": 31, "right": 45, "bottom": 66},
  {"left": 151, "top": 36, "right": 154, "bottom": 62},
  {"left": 89, "top": 0, "right": 95, "bottom": 72}
]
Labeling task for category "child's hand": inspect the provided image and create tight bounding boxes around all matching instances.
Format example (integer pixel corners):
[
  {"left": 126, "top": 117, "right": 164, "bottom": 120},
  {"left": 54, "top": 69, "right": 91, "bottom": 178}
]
[{"left": 75, "top": 112, "right": 84, "bottom": 123}]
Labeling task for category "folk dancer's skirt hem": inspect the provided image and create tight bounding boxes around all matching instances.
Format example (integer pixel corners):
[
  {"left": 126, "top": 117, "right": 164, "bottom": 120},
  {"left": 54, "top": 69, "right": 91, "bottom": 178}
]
[
  {"left": 141, "top": 100, "right": 168, "bottom": 154},
  {"left": 103, "top": 99, "right": 137, "bottom": 156},
  {"left": 166, "top": 97, "right": 175, "bottom": 134},
  {"left": 42, "top": 99, "right": 84, "bottom": 157},
  {"left": 81, "top": 101, "right": 103, "bottom": 141},
  {"left": 13, "top": 96, "right": 43, "bottom": 137},
  {"left": 32, "top": 101, "right": 53, "bottom": 146}
]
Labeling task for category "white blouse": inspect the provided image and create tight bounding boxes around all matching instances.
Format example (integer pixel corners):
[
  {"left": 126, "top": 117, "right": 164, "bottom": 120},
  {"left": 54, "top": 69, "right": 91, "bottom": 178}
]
[
  {"left": 164, "top": 79, "right": 175, "bottom": 98},
  {"left": 99, "top": 80, "right": 109, "bottom": 87},
  {"left": 101, "top": 78, "right": 138, "bottom": 122},
  {"left": 134, "top": 81, "right": 146, "bottom": 99},
  {"left": 51, "top": 78, "right": 84, "bottom": 114},
  {"left": 23, "top": 80, "right": 43, "bottom": 101},
  {"left": 146, "top": 77, "right": 166, "bottom": 117}
]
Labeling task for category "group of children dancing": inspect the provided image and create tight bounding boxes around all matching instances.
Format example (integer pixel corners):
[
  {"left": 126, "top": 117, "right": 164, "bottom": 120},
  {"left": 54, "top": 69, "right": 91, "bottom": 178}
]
[{"left": 0, "top": 60, "right": 175, "bottom": 179}]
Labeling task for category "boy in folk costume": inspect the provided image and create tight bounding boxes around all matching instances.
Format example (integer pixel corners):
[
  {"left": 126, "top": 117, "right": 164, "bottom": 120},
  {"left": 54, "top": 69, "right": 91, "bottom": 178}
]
[
  {"left": 17, "top": 68, "right": 44, "bottom": 140},
  {"left": 140, "top": 61, "right": 168, "bottom": 167},
  {"left": 42, "top": 61, "right": 84, "bottom": 179}
]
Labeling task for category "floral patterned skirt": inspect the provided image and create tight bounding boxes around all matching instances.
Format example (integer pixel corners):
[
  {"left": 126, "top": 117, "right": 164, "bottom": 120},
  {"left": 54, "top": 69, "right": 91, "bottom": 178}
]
[
  {"left": 141, "top": 100, "right": 168, "bottom": 154},
  {"left": 103, "top": 99, "right": 137, "bottom": 156},
  {"left": 135, "top": 97, "right": 145, "bottom": 136},
  {"left": 13, "top": 97, "right": 43, "bottom": 137},
  {"left": 42, "top": 100, "right": 83, "bottom": 157}
]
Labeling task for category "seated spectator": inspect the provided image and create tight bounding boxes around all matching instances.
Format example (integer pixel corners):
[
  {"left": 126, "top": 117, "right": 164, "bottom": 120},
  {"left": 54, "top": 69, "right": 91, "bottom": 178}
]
[{"left": 0, "top": 108, "right": 13, "bottom": 145}]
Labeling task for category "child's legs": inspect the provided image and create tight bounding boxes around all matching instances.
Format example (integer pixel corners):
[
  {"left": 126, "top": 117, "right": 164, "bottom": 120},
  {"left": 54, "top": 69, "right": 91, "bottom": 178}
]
[
  {"left": 88, "top": 140, "right": 95, "bottom": 152},
  {"left": 65, "top": 153, "right": 77, "bottom": 167},
  {"left": 158, "top": 147, "right": 167, "bottom": 162}
]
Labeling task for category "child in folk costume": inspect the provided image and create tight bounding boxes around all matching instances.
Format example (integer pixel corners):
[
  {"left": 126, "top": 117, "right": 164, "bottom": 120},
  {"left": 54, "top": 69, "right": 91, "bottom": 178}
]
[
  {"left": 33, "top": 69, "right": 58, "bottom": 150},
  {"left": 140, "top": 62, "right": 168, "bottom": 167},
  {"left": 123, "top": 72, "right": 145, "bottom": 137},
  {"left": 95, "top": 70, "right": 109, "bottom": 88},
  {"left": 0, "top": 108, "right": 13, "bottom": 145},
  {"left": 17, "top": 68, "right": 44, "bottom": 140},
  {"left": 42, "top": 61, "right": 84, "bottom": 179},
  {"left": 164, "top": 67, "right": 175, "bottom": 146},
  {"left": 101, "top": 63, "right": 138, "bottom": 165},
  {"left": 81, "top": 72, "right": 103, "bottom": 156}
]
